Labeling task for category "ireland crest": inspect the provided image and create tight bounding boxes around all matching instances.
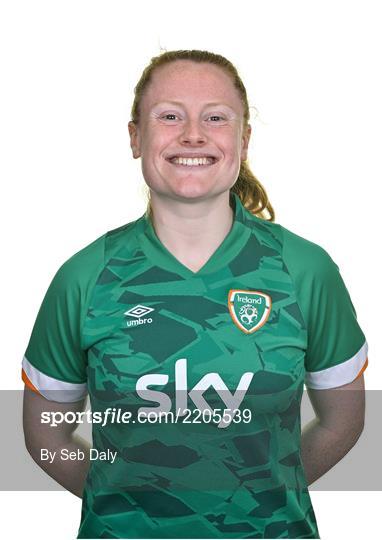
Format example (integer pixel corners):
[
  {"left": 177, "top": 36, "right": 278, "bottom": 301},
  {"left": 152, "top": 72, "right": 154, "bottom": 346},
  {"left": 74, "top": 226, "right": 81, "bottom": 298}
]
[{"left": 228, "top": 289, "right": 272, "bottom": 334}]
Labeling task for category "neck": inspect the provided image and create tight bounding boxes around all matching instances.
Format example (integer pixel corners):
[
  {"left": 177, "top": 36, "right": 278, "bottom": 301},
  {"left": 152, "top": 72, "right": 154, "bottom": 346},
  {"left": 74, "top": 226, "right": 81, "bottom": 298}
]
[{"left": 148, "top": 191, "right": 235, "bottom": 266}]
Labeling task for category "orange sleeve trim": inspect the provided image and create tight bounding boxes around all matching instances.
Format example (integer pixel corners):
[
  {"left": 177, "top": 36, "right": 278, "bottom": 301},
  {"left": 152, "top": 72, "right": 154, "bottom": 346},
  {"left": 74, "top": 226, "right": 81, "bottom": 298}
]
[
  {"left": 22, "top": 368, "right": 41, "bottom": 395},
  {"left": 355, "top": 356, "right": 368, "bottom": 380}
]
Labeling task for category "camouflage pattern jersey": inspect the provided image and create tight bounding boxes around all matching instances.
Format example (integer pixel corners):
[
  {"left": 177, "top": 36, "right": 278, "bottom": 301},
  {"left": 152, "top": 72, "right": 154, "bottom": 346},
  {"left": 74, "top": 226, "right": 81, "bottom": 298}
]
[{"left": 22, "top": 192, "right": 368, "bottom": 538}]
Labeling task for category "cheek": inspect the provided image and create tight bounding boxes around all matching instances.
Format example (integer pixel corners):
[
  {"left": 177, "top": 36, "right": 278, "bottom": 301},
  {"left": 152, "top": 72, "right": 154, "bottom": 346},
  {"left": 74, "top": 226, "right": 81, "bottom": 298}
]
[
  {"left": 140, "top": 139, "right": 167, "bottom": 181},
  {"left": 141, "top": 135, "right": 157, "bottom": 155},
  {"left": 143, "top": 132, "right": 172, "bottom": 158},
  {"left": 225, "top": 141, "right": 244, "bottom": 165},
  {"left": 220, "top": 130, "right": 243, "bottom": 155}
]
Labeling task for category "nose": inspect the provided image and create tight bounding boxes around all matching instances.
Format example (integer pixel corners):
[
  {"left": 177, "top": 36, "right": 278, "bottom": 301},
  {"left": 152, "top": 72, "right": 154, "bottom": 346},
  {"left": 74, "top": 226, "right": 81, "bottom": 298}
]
[{"left": 179, "top": 117, "right": 207, "bottom": 145}]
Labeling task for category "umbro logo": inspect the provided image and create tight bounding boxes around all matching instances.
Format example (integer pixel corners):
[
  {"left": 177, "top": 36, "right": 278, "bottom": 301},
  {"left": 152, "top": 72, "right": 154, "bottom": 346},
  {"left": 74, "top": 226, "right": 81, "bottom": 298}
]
[{"left": 124, "top": 304, "right": 154, "bottom": 327}]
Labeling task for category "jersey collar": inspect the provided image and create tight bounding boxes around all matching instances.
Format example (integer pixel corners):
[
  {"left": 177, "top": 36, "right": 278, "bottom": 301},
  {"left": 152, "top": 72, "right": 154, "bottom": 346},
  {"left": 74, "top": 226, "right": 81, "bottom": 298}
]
[{"left": 136, "top": 192, "right": 252, "bottom": 279}]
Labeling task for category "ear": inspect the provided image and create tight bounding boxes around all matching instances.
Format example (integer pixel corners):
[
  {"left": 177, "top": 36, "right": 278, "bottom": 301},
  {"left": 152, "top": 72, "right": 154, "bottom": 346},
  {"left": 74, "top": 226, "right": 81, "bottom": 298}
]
[
  {"left": 128, "top": 121, "right": 142, "bottom": 159},
  {"left": 240, "top": 124, "right": 252, "bottom": 161}
]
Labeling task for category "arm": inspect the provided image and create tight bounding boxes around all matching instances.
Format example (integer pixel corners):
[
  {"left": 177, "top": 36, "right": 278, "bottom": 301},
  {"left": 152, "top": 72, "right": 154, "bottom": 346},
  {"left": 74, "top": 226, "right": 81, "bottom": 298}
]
[
  {"left": 301, "top": 373, "right": 365, "bottom": 486},
  {"left": 23, "top": 385, "right": 91, "bottom": 498}
]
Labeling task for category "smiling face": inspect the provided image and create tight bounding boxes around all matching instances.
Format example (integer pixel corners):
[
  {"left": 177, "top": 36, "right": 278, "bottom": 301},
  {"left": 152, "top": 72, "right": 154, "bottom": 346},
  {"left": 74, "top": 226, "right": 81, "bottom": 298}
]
[{"left": 128, "top": 60, "right": 251, "bottom": 203}]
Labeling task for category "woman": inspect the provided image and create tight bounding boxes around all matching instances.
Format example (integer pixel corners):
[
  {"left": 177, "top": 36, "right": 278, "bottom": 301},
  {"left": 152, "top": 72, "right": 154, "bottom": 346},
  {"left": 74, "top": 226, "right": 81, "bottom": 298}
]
[{"left": 22, "top": 49, "right": 368, "bottom": 539}]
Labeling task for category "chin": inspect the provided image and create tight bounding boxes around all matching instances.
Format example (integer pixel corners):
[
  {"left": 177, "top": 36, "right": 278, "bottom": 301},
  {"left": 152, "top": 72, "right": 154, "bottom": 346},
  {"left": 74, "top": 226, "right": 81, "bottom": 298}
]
[
  {"left": 171, "top": 190, "right": 211, "bottom": 202},
  {"left": 147, "top": 178, "right": 232, "bottom": 203}
]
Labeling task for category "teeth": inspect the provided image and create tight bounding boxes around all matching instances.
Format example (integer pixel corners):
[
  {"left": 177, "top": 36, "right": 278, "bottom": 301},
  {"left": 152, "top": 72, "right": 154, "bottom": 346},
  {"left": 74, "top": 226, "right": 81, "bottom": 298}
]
[{"left": 170, "top": 156, "right": 214, "bottom": 166}]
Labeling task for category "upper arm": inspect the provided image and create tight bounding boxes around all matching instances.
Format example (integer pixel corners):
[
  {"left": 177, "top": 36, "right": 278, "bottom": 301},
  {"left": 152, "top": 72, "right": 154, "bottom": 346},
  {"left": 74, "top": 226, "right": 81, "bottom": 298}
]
[
  {"left": 306, "top": 373, "right": 365, "bottom": 439},
  {"left": 282, "top": 227, "right": 368, "bottom": 389},
  {"left": 21, "top": 238, "right": 105, "bottom": 405}
]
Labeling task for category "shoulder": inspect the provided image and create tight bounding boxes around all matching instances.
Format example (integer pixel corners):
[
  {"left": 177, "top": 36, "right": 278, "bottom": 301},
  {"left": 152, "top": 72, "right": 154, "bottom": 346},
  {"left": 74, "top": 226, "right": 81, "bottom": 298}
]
[
  {"left": 248, "top": 214, "right": 341, "bottom": 290},
  {"left": 50, "top": 232, "right": 106, "bottom": 294},
  {"left": 49, "top": 218, "right": 141, "bottom": 293},
  {"left": 245, "top": 211, "right": 336, "bottom": 274},
  {"left": 278, "top": 223, "right": 339, "bottom": 283}
]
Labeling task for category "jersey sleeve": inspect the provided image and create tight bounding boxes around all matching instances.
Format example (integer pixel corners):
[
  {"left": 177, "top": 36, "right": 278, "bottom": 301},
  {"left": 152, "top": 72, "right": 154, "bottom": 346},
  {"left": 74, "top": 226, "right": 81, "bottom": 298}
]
[
  {"left": 22, "top": 234, "right": 106, "bottom": 402},
  {"left": 282, "top": 227, "right": 368, "bottom": 389}
]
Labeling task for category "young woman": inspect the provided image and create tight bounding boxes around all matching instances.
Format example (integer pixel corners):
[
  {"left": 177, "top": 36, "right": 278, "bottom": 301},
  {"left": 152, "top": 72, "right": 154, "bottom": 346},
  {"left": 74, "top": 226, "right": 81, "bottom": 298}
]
[{"left": 22, "top": 49, "right": 368, "bottom": 539}]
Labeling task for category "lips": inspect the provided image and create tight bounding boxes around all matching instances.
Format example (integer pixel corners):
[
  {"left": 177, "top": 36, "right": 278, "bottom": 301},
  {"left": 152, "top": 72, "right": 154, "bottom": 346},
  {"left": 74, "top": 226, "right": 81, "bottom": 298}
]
[{"left": 165, "top": 152, "right": 218, "bottom": 160}]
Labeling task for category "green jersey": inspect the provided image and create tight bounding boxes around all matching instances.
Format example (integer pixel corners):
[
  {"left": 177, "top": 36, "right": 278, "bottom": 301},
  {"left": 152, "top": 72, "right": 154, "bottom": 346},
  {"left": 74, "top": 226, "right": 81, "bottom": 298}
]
[{"left": 22, "top": 192, "right": 368, "bottom": 539}]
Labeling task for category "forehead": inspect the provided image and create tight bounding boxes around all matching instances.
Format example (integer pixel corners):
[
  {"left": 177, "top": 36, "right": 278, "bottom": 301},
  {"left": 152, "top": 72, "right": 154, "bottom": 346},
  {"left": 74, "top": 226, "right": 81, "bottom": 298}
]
[{"left": 143, "top": 60, "right": 242, "bottom": 109}]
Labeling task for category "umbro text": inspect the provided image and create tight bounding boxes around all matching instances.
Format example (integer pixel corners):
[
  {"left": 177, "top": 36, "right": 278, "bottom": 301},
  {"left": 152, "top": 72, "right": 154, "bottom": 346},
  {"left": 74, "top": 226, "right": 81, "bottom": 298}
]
[{"left": 126, "top": 317, "right": 153, "bottom": 327}]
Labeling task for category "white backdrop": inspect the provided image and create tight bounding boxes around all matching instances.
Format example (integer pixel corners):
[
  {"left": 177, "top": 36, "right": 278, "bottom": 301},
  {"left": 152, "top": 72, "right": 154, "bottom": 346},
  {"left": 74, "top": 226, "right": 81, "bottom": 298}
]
[{"left": 1, "top": 0, "right": 381, "bottom": 538}]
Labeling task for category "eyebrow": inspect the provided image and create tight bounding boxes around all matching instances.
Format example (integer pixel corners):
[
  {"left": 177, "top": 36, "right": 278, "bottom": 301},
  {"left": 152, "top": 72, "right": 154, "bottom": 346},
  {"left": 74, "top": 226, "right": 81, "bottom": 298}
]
[{"left": 151, "top": 100, "right": 236, "bottom": 111}]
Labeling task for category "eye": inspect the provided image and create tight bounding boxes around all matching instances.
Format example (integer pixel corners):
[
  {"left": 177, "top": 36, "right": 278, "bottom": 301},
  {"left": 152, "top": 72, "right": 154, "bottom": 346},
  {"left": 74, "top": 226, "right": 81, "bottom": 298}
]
[
  {"left": 161, "top": 113, "right": 179, "bottom": 121},
  {"left": 207, "top": 115, "right": 227, "bottom": 123}
]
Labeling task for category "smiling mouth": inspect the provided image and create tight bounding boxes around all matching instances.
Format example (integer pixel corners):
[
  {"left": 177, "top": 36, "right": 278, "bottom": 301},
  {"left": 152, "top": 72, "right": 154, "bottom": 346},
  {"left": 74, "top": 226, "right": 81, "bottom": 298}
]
[{"left": 166, "top": 156, "right": 218, "bottom": 167}]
